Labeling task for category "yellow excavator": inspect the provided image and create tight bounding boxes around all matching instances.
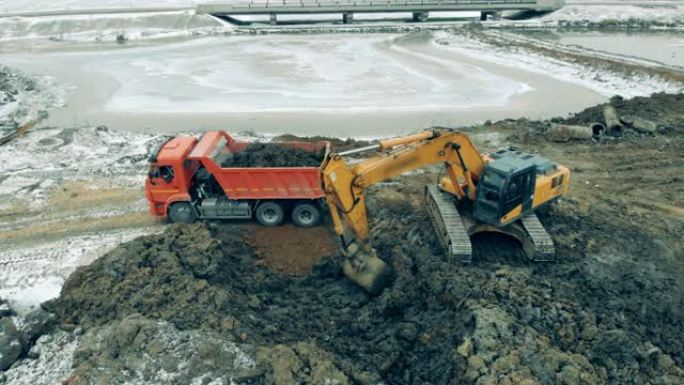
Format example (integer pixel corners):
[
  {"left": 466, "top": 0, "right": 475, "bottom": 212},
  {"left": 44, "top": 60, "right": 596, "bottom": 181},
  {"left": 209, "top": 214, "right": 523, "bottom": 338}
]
[{"left": 321, "top": 128, "right": 570, "bottom": 293}]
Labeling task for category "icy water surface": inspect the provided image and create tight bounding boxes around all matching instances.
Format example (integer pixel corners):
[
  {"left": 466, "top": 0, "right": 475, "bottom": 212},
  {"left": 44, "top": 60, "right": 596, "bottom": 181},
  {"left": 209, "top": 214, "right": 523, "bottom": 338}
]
[{"left": 1, "top": 33, "right": 605, "bottom": 137}]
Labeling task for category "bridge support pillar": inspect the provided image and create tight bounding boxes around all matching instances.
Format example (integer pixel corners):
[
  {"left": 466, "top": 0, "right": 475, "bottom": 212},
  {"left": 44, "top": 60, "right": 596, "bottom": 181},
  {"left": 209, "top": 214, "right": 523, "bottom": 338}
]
[
  {"left": 412, "top": 11, "right": 429, "bottom": 22},
  {"left": 342, "top": 12, "right": 354, "bottom": 24},
  {"left": 269, "top": 13, "right": 277, "bottom": 25}
]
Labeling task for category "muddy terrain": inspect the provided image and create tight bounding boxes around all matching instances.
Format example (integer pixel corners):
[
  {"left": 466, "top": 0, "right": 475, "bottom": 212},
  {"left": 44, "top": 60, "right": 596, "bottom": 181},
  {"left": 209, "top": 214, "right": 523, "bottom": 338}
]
[
  {"left": 3, "top": 94, "right": 672, "bottom": 384},
  {"left": 0, "top": 65, "right": 47, "bottom": 141},
  {"left": 220, "top": 143, "right": 326, "bottom": 168}
]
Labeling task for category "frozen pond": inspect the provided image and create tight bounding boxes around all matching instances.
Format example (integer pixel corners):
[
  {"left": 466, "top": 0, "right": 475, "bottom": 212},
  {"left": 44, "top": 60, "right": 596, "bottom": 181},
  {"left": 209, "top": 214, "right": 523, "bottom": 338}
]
[
  {"left": 523, "top": 30, "right": 684, "bottom": 68},
  {"left": 0, "top": 32, "right": 608, "bottom": 137}
]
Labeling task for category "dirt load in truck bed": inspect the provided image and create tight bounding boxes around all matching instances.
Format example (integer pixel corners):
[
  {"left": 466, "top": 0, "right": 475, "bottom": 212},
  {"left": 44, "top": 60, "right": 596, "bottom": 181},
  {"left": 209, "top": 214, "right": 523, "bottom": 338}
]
[{"left": 220, "top": 142, "right": 325, "bottom": 168}]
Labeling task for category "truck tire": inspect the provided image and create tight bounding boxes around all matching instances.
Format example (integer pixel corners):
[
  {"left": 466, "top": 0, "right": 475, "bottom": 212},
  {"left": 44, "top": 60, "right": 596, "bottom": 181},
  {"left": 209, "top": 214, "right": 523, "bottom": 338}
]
[
  {"left": 168, "top": 202, "right": 197, "bottom": 224},
  {"left": 292, "top": 202, "right": 321, "bottom": 227},
  {"left": 256, "top": 201, "right": 285, "bottom": 226}
]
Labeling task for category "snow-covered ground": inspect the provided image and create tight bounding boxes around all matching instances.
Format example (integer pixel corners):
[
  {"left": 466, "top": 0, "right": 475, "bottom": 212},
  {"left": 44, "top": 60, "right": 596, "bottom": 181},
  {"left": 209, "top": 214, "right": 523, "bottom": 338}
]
[
  {"left": 0, "top": 0, "right": 202, "bottom": 13},
  {"left": 0, "top": 126, "right": 166, "bottom": 310},
  {"left": 434, "top": 30, "right": 684, "bottom": 98},
  {"left": 0, "top": 11, "right": 234, "bottom": 43},
  {"left": 536, "top": 4, "right": 684, "bottom": 24}
]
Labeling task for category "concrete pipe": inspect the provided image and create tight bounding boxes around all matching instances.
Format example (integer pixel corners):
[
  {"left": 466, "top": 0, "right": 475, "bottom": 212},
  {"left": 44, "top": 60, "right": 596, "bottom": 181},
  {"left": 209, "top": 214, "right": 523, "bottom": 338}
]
[
  {"left": 603, "top": 105, "right": 624, "bottom": 136},
  {"left": 629, "top": 117, "right": 658, "bottom": 134},
  {"left": 589, "top": 122, "right": 606, "bottom": 138},
  {"left": 546, "top": 123, "right": 595, "bottom": 142}
]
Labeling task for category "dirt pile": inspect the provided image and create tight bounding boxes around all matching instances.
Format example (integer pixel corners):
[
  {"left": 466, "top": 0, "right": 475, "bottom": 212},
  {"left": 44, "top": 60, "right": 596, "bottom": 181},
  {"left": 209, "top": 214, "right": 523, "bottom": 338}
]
[
  {"left": 48, "top": 217, "right": 474, "bottom": 384},
  {"left": 0, "top": 66, "right": 38, "bottom": 139},
  {"left": 221, "top": 143, "right": 325, "bottom": 167},
  {"left": 46, "top": 224, "right": 247, "bottom": 330},
  {"left": 47, "top": 182, "right": 684, "bottom": 384},
  {"left": 245, "top": 224, "right": 338, "bottom": 276},
  {"left": 67, "top": 314, "right": 257, "bottom": 385},
  {"left": 43, "top": 93, "right": 684, "bottom": 384},
  {"left": 562, "top": 93, "right": 684, "bottom": 133},
  {"left": 0, "top": 298, "right": 55, "bottom": 372}
]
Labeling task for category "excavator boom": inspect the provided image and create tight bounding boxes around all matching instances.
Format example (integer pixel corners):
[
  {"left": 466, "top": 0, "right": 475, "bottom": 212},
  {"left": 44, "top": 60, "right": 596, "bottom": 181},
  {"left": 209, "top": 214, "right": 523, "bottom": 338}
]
[{"left": 322, "top": 129, "right": 484, "bottom": 247}]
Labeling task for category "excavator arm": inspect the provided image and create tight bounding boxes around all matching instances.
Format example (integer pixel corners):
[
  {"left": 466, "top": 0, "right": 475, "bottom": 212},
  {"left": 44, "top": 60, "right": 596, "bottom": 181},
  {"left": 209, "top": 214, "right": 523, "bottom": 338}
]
[{"left": 321, "top": 128, "right": 486, "bottom": 293}]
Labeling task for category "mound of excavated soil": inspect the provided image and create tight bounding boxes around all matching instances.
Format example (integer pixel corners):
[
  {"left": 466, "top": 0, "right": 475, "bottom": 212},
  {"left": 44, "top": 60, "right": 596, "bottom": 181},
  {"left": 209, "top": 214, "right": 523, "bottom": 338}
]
[
  {"left": 46, "top": 94, "right": 684, "bottom": 385},
  {"left": 49, "top": 190, "right": 684, "bottom": 385},
  {"left": 221, "top": 143, "right": 324, "bottom": 168},
  {"left": 46, "top": 224, "right": 245, "bottom": 330},
  {"left": 563, "top": 92, "right": 684, "bottom": 132}
]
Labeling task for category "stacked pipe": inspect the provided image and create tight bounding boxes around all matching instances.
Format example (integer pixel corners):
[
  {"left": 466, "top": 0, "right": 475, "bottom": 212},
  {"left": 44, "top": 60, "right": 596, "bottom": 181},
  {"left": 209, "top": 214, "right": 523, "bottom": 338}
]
[{"left": 546, "top": 103, "right": 661, "bottom": 143}]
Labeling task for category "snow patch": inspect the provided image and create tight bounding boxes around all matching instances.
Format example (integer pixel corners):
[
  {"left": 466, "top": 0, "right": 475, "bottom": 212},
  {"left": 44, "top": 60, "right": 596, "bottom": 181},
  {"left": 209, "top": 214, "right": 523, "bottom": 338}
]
[
  {"left": 0, "top": 228, "right": 157, "bottom": 310},
  {"left": 433, "top": 31, "right": 683, "bottom": 99},
  {"left": 1, "top": 330, "right": 78, "bottom": 385},
  {"left": 539, "top": 5, "right": 684, "bottom": 25},
  {"left": 0, "top": 11, "right": 235, "bottom": 43}
]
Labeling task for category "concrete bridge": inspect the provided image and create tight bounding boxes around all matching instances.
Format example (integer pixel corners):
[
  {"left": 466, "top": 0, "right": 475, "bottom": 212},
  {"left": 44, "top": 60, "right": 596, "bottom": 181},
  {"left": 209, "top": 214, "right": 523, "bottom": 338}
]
[{"left": 197, "top": 0, "right": 565, "bottom": 24}]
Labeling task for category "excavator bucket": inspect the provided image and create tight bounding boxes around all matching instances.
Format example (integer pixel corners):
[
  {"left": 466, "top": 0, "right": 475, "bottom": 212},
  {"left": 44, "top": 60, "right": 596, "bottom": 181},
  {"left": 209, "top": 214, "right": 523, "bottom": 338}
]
[{"left": 341, "top": 243, "right": 393, "bottom": 295}]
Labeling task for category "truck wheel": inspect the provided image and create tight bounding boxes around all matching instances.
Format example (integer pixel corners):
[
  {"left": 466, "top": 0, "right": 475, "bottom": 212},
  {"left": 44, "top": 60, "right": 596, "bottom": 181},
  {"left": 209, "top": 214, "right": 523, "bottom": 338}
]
[
  {"left": 168, "top": 202, "right": 196, "bottom": 224},
  {"left": 256, "top": 201, "right": 285, "bottom": 226},
  {"left": 292, "top": 202, "right": 321, "bottom": 227}
]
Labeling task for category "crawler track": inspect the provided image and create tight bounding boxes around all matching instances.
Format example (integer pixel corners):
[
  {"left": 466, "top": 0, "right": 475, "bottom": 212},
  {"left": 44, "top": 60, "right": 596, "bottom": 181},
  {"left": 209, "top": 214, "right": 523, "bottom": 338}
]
[
  {"left": 520, "top": 213, "right": 555, "bottom": 261},
  {"left": 425, "top": 185, "right": 472, "bottom": 262}
]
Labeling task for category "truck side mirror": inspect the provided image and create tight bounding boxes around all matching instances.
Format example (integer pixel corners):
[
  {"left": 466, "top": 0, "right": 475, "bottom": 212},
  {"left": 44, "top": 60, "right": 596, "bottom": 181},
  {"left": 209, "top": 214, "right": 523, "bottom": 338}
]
[{"left": 149, "top": 166, "right": 160, "bottom": 185}]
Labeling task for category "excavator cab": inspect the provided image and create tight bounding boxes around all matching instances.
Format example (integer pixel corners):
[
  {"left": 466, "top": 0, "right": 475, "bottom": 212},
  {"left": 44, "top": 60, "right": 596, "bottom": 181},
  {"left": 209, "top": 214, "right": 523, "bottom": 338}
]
[
  {"left": 473, "top": 148, "right": 561, "bottom": 227},
  {"left": 474, "top": 165, "right": 536, "bottom": 227}
]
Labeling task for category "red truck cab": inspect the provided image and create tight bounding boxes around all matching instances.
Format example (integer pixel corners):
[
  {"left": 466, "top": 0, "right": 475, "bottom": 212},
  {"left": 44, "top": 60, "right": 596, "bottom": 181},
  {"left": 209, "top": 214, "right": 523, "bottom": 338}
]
[{"left": 145, "top": 131, "right": 331, "bottom": 227}]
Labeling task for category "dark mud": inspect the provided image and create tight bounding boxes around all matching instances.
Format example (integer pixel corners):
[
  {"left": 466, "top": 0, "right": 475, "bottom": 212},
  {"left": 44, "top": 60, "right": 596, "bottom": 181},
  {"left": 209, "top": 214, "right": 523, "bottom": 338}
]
[
  {"left": 47, "top": 93, "right": 684, "bottom": 384},
  {"left": 0, "top": 65, "right": 35, "bottom": 138},
  {"left": 48, "top": 216, "right": 473, "bottom": 384},
  {"left": 49, "top": 190, "right": 684, "bottom": 384},
  {"left": 221, "top": 143, "right": 325, "bottom": 168}
]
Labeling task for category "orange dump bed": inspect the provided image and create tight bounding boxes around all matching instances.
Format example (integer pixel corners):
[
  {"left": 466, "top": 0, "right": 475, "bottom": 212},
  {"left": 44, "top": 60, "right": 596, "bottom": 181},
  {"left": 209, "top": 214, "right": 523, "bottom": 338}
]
[{"left": 188, "top": 131, "right": 329, "bottom": 200}]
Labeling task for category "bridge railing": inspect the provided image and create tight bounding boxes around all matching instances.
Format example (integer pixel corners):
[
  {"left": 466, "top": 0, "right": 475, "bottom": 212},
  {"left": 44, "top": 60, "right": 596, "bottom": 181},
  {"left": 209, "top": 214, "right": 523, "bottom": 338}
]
[{"left": 224, "top": 0, "right": 537, "bottom": 9}]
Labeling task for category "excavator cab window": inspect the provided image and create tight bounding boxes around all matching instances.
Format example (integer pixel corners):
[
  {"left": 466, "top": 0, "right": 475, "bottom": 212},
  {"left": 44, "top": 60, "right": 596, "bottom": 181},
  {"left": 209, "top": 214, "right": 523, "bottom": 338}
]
[
  {"left": 502, "top": 168, "right": 536, "bottom": 219},
  {"left": 485, "top": 190, "right": 500, "bottom": 202},
  {"left": 473, "top": 168, "right": 507, "bottom": 224}
]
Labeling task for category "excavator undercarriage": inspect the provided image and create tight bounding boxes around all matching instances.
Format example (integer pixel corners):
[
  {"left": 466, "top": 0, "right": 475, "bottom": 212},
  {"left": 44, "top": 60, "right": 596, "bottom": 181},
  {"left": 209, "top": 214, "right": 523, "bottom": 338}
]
[{"left": 425, "top": 185, "right": 555, "bottom": 263}]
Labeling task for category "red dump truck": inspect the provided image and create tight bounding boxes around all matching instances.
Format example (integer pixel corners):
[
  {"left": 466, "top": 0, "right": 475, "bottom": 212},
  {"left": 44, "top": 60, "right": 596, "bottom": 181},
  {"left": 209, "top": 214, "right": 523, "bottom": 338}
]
[{"left": 145, "top": 131, "right": 331, "bottom": 227}]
